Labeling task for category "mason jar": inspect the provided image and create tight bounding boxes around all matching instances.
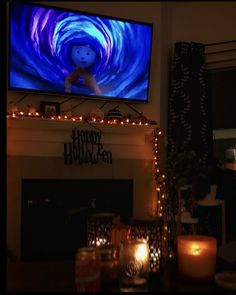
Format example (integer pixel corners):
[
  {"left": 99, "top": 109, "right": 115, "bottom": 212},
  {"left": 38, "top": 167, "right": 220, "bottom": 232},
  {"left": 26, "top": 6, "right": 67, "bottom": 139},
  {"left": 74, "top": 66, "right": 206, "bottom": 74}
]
[
  {"left": 75, "top": 247, "right": 101, "bottom": 292},
  {"left": 98, "top": 245, "right": 119, "bottom": 291}
]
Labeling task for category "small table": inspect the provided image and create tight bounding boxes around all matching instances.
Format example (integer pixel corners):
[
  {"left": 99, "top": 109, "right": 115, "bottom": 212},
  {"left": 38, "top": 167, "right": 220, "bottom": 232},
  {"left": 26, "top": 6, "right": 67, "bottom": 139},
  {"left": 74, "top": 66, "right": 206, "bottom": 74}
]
[
  {"left": 7, "top": 257, "right": 235, "bottom": 292},
  {"left": 197, "top": 199, "right": 226, "bottom": 245}
]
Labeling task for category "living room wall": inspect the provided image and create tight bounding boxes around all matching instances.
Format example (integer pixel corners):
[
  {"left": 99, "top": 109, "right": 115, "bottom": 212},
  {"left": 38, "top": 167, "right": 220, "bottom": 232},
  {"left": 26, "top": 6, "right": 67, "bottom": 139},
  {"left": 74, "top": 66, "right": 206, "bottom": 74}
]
[{"left": 171, "top": 2, "right": 236, "bottom": 45}]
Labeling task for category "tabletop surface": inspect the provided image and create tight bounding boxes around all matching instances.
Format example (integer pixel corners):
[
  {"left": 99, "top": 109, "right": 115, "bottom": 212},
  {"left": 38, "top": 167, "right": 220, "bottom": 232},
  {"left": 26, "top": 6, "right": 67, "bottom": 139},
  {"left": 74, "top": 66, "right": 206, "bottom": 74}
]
[{"left": 7, "top": 257, "right": 236, "bottom": 292}]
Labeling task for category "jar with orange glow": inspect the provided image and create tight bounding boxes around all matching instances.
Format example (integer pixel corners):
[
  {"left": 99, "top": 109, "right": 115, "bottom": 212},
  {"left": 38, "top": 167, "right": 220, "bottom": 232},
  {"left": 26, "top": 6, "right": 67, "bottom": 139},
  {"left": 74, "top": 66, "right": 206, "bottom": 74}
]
[{"left": 75, "top": 247, "right": 101, "bottom": 292}]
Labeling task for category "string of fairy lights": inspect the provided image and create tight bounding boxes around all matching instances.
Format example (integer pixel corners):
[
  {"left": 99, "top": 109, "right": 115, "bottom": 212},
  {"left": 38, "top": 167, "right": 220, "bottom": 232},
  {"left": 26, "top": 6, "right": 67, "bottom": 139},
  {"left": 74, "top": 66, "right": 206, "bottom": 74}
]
[
  {"left": 6, "top": 110, "right": 156, "bottom": 126},
  {"left": 152, "top": 127, "right": 166, "bottom": 217},
  {"left": 152, "top": 128, "right": 173, "bottom": 258}
]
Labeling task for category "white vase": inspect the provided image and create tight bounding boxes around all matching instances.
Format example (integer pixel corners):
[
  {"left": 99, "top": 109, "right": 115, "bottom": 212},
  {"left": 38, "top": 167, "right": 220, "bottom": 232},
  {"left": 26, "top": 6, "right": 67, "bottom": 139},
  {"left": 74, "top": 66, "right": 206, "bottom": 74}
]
[
  {"left": 204, "top": 184, "right": 217, "bottom": 201},
  {"left": 210, "top": 184, "right": 217, "bottom": 199}
]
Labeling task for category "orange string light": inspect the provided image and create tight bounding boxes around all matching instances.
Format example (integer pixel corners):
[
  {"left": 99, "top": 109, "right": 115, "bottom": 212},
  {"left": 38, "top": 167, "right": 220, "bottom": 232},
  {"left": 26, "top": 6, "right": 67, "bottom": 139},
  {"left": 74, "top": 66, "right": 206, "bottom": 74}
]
[
  {"left": 152, "top": 127, "right": 171, "bottom": 258},
  {"left": 6, "top": 110, "right": 158, "bottom": 126}
]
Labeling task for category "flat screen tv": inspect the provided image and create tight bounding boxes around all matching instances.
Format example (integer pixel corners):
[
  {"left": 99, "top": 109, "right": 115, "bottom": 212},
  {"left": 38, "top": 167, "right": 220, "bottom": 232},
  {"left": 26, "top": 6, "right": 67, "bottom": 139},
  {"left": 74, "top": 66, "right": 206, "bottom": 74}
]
[{"left": 8, "top": 2, "right": 153, "bottom": 103}]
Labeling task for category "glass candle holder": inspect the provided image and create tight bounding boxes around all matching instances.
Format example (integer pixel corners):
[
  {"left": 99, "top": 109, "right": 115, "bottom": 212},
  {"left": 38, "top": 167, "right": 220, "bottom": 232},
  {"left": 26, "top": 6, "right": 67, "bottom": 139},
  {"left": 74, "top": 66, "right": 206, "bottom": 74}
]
[
  {"left": 177, "top": 235, "right": 217, "bottom": 279},
  {"left": 119, "top": 239, "right": 149, "bottom": 292}
]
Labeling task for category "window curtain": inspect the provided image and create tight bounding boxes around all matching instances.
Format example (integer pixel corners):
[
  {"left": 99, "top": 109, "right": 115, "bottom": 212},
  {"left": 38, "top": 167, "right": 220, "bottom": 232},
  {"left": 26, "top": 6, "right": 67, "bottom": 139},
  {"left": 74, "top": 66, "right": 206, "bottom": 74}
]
[{"left": 167, "top": 41, "right": 213, "bottom": 166}]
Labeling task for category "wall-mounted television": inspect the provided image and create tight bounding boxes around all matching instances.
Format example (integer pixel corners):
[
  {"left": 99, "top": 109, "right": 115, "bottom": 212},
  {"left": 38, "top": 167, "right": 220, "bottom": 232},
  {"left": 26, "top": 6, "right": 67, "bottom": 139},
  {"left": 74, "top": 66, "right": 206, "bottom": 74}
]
[{"left": 8, "top": 2, "right": 153, "bottom": 103}]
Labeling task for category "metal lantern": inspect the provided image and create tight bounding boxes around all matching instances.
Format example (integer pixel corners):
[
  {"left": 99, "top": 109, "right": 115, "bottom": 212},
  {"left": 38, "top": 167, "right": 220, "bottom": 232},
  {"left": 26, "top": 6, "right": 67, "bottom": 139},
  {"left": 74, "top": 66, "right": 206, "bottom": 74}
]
[
  {"left": 130, "top": 218, "right": 163, "bottom": 272},
  {"left": 87, "top": 213, "right": 120, "bottom": 247}
]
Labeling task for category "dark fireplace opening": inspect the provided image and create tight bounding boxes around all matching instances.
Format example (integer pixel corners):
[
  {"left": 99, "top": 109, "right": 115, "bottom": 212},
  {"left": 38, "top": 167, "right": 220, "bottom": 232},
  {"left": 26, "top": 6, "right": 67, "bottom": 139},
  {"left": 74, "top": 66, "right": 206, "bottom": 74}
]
[{"left": 21, "top": 179, "right": 133, "bottom": 261}]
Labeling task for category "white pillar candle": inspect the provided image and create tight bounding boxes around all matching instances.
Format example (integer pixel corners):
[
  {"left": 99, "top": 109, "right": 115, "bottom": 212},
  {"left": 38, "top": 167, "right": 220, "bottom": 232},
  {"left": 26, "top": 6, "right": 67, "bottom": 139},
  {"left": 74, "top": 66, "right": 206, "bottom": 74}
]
[{"left": 177, "top": 235, "right": 217, "bottom": 279}]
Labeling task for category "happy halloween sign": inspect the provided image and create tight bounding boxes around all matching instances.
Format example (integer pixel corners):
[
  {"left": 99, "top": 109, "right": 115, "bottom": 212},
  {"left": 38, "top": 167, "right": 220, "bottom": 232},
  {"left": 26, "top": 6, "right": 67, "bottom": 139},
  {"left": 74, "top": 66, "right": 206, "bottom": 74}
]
[{"left": 64, "top": 128, "right": 112, "bottom": 165}]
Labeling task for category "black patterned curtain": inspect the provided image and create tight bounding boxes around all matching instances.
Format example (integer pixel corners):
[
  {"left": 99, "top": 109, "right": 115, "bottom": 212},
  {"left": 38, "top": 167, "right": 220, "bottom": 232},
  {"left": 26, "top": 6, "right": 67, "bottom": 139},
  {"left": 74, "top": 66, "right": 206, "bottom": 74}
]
[{"left": 167, "top": 41, "right": 213, "bottom": 166}]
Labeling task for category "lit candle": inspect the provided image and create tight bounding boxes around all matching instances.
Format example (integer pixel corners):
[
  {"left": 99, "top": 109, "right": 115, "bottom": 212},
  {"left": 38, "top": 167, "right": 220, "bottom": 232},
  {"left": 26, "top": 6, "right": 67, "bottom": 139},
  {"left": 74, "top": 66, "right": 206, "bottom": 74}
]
[
  {"left": 135, "top": 241, "right": 149, "bottom": 263},
  {"left": 119, "top": 239, "right": 149, "bottom": 291},
  {"left": 178, "top": 235, "right": 217, "bottom": 279}
]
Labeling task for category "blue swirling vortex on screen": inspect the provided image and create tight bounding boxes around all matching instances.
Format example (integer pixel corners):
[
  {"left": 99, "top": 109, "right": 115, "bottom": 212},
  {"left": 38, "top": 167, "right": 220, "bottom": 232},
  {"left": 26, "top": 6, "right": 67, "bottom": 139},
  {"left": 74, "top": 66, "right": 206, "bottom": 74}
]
[{"left": 9, "top": 3, "right": 153, "bottom": 101}]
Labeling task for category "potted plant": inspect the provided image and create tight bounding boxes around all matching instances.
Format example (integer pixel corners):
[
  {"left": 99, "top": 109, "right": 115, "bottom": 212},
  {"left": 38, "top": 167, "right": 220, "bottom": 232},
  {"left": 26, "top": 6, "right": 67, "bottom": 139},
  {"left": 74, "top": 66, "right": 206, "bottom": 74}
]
[
  {"left": 165, "top": 150, "right": 222, "bottom": 253},
  {"left": 196, "top": 157, "right": 221, "bottom": 201},
  {"left": 168, "top": 150, "right": 221, "bottom": 201},
  {"left": 167, "top": 150, "right": 221, "bottom": 234}
]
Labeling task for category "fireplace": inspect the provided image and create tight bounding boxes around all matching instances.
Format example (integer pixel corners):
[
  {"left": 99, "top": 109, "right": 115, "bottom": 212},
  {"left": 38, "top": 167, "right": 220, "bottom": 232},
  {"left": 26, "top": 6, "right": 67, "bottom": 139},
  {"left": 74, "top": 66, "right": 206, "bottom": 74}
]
[
  {"left": 8, "top": 120, "right": 156, "bottom": 261},
  {"left": 21, "top": 179, "right": 133, "bottom": 261}
]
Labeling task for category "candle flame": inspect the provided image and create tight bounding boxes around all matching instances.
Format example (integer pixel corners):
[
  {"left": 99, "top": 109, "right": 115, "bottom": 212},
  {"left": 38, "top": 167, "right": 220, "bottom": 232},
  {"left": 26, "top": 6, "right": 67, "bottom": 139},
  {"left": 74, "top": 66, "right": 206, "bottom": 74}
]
[
  {"left": 135, "top": 243, "right": 148, "bottom": 261},
  {"left": 190, "top": 244, "right": 201, "bottom": 255}
]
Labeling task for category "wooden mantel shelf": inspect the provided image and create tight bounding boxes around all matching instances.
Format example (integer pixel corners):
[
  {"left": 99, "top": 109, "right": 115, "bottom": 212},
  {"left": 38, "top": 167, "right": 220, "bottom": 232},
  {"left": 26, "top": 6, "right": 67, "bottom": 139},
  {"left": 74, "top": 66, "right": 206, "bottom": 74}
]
[
  {"left": 7, "top": 116, "right": 158, "bottom": 135},
  {"left": 7, "top": 117, "right": 159, "bottom": 159}
]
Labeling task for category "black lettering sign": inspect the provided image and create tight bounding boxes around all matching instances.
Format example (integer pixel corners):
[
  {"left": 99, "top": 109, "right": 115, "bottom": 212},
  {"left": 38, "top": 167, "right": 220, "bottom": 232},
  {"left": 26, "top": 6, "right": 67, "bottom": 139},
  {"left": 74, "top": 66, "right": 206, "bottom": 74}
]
[{"left": 63, "top": 128, "right": 112, "bottom": 165}]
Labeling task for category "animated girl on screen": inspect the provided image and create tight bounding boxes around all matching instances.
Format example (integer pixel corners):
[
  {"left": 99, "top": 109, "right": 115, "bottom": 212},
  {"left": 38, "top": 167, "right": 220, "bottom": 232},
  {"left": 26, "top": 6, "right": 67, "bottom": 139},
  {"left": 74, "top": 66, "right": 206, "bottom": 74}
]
[{"left": 65, "top": 44, "right": 101, "bottom": 95}]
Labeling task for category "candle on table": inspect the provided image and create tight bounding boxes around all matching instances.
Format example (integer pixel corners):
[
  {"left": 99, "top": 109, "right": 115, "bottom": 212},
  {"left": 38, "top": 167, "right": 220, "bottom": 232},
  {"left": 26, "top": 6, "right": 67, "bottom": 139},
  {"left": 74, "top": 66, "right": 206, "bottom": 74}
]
[
  {"left": 119, "top": 239, "right": 149, "bottom": 291},
  {"left": 177, "top": 235, "right": 217, "bottom": 279}
]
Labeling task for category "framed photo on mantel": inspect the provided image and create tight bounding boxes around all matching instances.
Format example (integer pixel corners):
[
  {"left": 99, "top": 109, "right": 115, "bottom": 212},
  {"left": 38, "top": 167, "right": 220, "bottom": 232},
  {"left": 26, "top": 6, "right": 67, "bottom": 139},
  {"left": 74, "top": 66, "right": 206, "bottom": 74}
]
[{"left": 40, "top": 101, "right": 60, "bottom": 117}]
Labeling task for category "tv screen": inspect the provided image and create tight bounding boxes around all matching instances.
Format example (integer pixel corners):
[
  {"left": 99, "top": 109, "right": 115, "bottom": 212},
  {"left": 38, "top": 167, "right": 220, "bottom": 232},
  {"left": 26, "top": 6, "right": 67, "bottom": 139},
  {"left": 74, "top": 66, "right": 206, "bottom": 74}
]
[{"left": 8, "top": 2, "right": 153, "bottom": 103}]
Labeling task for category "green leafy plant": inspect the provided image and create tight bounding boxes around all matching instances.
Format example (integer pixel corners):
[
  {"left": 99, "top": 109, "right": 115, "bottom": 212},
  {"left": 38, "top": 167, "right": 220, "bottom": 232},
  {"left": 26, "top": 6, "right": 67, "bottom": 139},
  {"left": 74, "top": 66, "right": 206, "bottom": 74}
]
[{"left": 167, "top": 150, "right": 220, "bottom": 201}]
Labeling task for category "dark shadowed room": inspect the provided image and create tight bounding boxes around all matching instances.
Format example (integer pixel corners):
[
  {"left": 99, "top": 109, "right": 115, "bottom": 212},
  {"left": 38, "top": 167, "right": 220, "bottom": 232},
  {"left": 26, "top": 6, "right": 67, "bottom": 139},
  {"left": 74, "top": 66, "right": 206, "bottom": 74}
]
[{"left": 6, "top": 1, "right": 236, "bottom": 292}]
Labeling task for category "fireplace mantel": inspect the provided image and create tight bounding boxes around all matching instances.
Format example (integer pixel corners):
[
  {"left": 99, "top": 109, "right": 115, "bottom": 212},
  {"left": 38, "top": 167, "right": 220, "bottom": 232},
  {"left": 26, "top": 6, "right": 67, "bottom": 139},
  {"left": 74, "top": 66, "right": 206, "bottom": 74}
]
[
  {"left": 7, "top": 117, "right": 160, "bottom": 260},
  {"left": 7, "top": 117, "right": 158, "bottom": 159}
]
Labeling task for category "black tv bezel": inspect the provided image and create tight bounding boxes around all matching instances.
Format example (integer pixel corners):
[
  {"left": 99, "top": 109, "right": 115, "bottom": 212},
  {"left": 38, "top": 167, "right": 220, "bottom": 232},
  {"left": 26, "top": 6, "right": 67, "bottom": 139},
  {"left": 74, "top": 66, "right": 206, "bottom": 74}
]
[{"left": 8, "top": 1, "right": 154, "bottom": 104}]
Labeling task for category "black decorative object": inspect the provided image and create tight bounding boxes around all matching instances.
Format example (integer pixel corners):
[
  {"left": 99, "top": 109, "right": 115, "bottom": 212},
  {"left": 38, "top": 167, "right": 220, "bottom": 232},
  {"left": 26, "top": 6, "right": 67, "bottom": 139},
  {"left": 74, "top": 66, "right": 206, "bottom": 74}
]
[
  {"left": 64, "top": 128, "right": 112, "bottom": 165},
  {"left": 40, "top": 101, "right": 60, "bottom": 117},
  {"left": 105, "top": 106, "right": 123, "bottom": 122}
]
